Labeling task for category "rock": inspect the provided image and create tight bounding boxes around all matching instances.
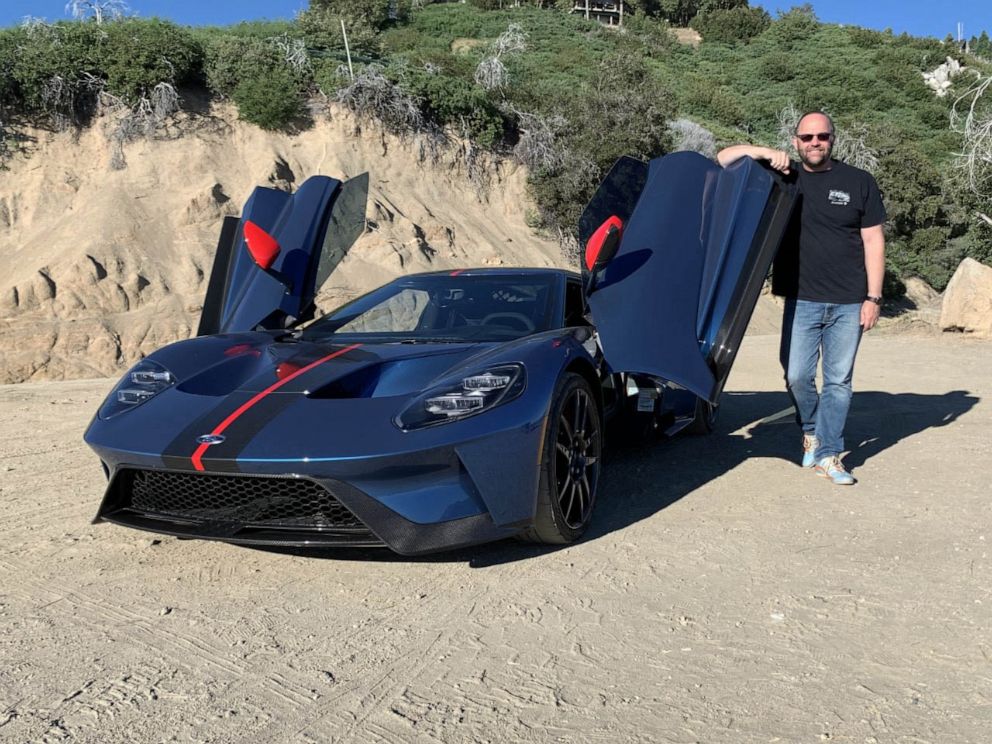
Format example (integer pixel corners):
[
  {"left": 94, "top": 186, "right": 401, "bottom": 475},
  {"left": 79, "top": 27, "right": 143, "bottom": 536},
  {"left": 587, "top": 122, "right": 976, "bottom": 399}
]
[
  {"left": 939, "top": 258, "right": 992, "bottom": 336},
  {"left": 922, "top": 57, "right": 966, "bottom": 98},
  {"left": 904, "top": 276, "right": 939, "bottom": 308}
]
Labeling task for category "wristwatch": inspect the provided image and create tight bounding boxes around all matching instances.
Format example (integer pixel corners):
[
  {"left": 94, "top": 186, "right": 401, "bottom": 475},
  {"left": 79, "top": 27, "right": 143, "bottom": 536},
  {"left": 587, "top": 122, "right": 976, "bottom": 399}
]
[{"left": 865, "top": 295, "right": 882, "bottom": 305}]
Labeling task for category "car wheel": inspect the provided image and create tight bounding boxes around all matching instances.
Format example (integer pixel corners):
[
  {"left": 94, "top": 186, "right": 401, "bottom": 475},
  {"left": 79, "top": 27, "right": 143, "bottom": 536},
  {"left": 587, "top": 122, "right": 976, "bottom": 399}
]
[
  {"left": 686, "top": 396, "right": 718, "bottom": 435},
  {"left": 521, "top": 373, "right": 602, "bottom": 544}
]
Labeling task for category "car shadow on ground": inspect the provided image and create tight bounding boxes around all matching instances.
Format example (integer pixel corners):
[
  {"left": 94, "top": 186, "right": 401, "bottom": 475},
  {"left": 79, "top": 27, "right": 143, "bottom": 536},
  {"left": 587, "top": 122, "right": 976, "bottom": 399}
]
[{"left": 252, "top": 389, "right": 978, "bottom": 567}]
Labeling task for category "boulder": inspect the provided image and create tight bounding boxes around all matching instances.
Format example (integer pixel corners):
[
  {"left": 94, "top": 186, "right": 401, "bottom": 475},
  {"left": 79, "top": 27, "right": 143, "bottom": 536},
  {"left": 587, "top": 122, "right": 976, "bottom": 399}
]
[
  {"left": 939, "top": 258, "right": 992, "bottom": 336},
  {"left": 904, "top": 276, "right": 939, "bottom": 308}
]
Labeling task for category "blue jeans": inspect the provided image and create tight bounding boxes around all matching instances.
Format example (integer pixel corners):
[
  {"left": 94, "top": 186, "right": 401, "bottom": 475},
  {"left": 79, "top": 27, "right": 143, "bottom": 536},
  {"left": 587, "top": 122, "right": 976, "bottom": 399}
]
[{"left": 780, "top": 299, "right": 863, "bottom": 460}]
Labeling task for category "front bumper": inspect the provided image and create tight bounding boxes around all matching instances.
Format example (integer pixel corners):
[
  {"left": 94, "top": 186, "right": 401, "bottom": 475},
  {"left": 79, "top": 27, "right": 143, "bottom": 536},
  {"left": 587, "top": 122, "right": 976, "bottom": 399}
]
[{"left": 95, "top": 467, "right": 524, "bottom": 555}]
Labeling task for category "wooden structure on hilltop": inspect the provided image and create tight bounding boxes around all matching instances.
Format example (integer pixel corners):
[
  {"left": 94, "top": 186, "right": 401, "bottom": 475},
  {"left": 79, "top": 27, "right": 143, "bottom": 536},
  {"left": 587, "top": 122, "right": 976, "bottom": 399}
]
[{"left": 571, "top": 0, "right": 629, "bottom": 27}]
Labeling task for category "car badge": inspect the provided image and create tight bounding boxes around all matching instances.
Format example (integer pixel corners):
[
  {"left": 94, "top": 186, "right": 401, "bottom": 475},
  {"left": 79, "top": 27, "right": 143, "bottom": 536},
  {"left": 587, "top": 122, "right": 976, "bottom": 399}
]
[{"left": 196, "top": 434, "right": 226, "bottom": 445}]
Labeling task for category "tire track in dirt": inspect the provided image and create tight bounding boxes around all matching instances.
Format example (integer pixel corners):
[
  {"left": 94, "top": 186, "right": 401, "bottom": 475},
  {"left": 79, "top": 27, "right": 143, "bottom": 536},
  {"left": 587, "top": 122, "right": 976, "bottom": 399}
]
[{"left": 0, "top": 557, "right": 321, "bottom": 723}]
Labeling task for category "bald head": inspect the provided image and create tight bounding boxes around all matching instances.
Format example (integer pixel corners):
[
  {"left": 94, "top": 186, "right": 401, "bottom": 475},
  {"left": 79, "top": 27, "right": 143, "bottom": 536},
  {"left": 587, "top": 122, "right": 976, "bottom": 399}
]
[{"left": 793, "top": 111, "right": 834, "bottom": 171}]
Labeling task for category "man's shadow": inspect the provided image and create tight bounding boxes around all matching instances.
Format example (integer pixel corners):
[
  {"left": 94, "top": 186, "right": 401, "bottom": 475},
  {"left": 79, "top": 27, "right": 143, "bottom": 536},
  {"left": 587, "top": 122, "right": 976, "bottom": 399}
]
[{"left": 583, "top": 388, "right": 977, "bottom": 542}]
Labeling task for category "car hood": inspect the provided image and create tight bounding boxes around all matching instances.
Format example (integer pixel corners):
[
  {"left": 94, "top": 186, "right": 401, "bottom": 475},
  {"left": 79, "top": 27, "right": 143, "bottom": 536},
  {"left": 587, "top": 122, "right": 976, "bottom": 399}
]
[
  {"left": 151, "top": 332, "right": 489, "bottom": 399},
  {"left": 85, "top": 331, "right": 544, "bottom": 472}
]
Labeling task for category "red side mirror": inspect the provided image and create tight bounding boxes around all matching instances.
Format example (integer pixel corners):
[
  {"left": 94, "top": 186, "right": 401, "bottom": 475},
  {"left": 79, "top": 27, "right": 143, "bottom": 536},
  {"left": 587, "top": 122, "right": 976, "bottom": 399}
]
[
  {"left": 243, "top": 220, "right": 280, "bottom": 270},
  {"left": 584, "top": 216, "right": 623, "bottom": 272}
]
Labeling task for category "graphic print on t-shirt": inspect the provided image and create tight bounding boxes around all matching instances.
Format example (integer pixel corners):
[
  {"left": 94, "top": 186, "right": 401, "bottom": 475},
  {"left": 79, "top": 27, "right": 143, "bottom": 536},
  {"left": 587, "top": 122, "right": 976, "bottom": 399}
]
[{"left": 828, "top": 189, "right": 851, "bottom": 206}]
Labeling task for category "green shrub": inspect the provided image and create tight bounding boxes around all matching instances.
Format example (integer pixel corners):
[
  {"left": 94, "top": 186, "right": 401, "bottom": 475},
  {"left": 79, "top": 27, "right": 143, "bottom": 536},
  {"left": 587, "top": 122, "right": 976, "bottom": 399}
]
[
  {"left": 1, "top": 18, "right": 197, "bottom": 125},
  {"left": 401, "top": 65, "right": 505, "bottom": 145},
  {"left": 5, "top": 22, "right": 102, "bottom": 121},
  {"left": 101, "top": 19, "right": 200, "bottom": 101},
  {"left": 531, "top": 52, "right": 676, "bottom": 233},
  {"left": 310, "top": 0, "right": 411, "bottom": 29},
  {"left": 759, "top": 5, "right": 818, "bottom": 48},
  {"left": 299, "top": 7, "right": 382, "bottom": 56},
  {"left": 232, "top": 66, "right": 306, "bottom": 129},
  {"left": 202, "top": 36, "right": 286, "bottom": 97},
  {"left": 755, "top": 51, "right": 795, "bottom": 82},
  {"left": 690, "top": 6, "right": 770, "bottom": 44}
]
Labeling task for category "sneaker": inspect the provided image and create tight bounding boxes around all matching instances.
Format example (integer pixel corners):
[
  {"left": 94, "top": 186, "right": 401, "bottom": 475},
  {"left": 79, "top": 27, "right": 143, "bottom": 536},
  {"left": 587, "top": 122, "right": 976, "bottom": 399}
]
[
  {"left": 814, "top": 456, "right": 855, "bottom": 486},
  {"left": 802, "top": 434, "right": 819, "bottom": 468}
]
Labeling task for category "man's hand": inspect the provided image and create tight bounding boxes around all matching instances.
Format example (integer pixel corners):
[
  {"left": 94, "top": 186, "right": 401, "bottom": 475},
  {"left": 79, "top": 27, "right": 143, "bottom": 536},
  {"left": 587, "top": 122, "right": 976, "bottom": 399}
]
[
  {"left": 757, "top": 147, "right": 791, "bottom": 174},
  {"left": 861, "top": 301, "right": 880, "bottom": 331}
]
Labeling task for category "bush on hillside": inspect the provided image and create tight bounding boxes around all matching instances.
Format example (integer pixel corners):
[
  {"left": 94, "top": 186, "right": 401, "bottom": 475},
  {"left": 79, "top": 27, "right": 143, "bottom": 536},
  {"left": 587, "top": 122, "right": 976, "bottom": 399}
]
[
  {"left": 620, "top": 15, "right": 678, "bottom": 57},
  {"left": 656, "top": 0, "right": 701, "bottom": 26},
  {"left": 530, "top": 53, "right": 676, "bottom": 233},
  {"left": 759, "top": 5, "right": 818, "bottom": 47},
  {"left": 402, "top": 65, "right": 505, "bottom": 145},
  {"left": 690, "top": 6, "right": 770, "bottom": 44},
  {"left": 668, "top": 117, "right": 716, "bottom": 156},
  {"left": 100, "top": 19, "right": 200, "bottom": 101},
  {"left": 201, "top": 33, "right": 314, "bottom": 127},
  {"left": 202, "top": 36, "right": 290, "bottom": 97},
  {"left": 232, "top": 66, "right": 307, "bottom": 130},
  {"left": 3, "top": 22, "right": 103, "bottom": 125},
  {"left": 335, "top": 64, "right": 427, "bottom": 134},
  {"left": 300, "top": 0, "right": 411, "bottom": 56},
  {"left": 310, "top": 0, "right": 411, "bottom": 28},
  {"left": 1, "top": 19, "right": 197, "bottom": 128}
]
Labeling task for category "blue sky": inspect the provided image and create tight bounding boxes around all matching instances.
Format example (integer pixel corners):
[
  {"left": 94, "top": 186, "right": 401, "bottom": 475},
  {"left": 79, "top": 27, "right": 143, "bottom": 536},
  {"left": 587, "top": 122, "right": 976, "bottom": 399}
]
[{"left": 0, "top": 0, "right": 987, "bottom": 38}]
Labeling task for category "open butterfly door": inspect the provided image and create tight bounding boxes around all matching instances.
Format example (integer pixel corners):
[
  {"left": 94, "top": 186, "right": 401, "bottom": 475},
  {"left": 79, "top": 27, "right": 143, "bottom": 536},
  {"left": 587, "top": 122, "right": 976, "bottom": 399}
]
[
  {"left": 580, "top": 152, "right": 798, "bottom": 403},
  {"left": 197, "top": 173, "right": 369, "bottom": 335}
]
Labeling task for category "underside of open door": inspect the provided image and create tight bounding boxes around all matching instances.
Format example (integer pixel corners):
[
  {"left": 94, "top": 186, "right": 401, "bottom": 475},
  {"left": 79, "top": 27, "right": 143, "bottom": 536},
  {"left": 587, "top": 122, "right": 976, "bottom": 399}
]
[{"left": 582, "top": 152, "right": 798, "bottom": 403}]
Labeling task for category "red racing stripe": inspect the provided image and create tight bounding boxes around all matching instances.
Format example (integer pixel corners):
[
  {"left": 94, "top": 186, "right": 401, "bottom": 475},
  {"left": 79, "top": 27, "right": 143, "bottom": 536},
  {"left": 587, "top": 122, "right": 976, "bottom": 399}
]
[{"left": 191, "top": 343, "right": 362, "bottom": 471}]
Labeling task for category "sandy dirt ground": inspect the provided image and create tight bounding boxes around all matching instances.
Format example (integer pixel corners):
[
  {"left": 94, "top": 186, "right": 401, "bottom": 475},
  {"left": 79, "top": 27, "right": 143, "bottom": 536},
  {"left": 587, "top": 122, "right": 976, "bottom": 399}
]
[{"left": 0, "top": 330, "right": 990, "bottom": 743}]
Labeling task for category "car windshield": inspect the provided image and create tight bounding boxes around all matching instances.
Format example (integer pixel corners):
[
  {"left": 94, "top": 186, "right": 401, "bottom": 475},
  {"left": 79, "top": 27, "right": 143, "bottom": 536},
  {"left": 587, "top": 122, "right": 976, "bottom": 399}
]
[{"left": 301, "top": 274, "right": 559, "bottom": 343}]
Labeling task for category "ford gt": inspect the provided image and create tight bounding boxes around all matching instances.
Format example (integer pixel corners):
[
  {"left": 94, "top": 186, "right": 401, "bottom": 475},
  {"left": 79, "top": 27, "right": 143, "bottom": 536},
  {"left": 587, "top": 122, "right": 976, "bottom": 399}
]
[{"left": 84, "top": 152, "right": 796, "bottom": 554}]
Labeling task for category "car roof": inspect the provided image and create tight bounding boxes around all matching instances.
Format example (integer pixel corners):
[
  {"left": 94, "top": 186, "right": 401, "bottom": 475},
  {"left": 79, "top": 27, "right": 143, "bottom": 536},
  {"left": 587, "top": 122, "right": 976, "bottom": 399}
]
[{"left": 397, "top": 267, "right": 581, "bottom": 280}]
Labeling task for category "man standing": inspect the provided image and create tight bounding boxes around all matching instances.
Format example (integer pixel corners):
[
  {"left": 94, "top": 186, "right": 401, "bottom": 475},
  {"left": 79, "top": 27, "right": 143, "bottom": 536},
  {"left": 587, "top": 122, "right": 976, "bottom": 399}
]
[{"left": 716, "top": 111, "right": 886, "bottom": 485}]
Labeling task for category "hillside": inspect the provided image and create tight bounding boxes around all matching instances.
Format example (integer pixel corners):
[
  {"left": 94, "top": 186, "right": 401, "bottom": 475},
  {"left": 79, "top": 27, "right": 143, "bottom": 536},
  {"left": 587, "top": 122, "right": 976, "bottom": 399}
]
[
  {"left": 2, "top": 4, "right": 991, "bottom": 382},
  {"left": 0, "top": 103, "right": 562, "bottom": 383}
]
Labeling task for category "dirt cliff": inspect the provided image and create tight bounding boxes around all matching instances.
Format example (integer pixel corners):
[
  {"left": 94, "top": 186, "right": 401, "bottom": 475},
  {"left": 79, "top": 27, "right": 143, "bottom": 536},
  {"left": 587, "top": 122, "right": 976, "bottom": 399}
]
[{"left": 0, "top": 104, "right": 563, "bottom": 384}]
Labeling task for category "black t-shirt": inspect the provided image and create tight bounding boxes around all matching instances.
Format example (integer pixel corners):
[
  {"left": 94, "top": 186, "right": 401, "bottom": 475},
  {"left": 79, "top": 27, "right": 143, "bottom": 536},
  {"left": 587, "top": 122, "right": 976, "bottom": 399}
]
[{"left": 772, "top": 159, "right": 886, "bottom": 303}]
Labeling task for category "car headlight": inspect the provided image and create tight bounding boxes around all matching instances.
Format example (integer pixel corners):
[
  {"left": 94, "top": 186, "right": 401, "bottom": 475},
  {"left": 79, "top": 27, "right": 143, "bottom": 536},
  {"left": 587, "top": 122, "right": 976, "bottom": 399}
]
[
  {"left": 395, "top": 364, "right": 526, "bottom": 430},
  {"left": 99, "top": 359, "right": 176, "bottom": 420}
]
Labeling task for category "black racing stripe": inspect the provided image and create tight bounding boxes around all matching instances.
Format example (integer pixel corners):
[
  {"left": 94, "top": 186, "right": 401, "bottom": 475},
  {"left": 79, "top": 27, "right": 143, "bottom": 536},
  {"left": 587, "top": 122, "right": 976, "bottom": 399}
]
[
  {"left": 161, "top": 391, "right": 256, "bottom": 467},
  {"left": 194, "top": 393, "right": 298, "bottom": 471},
  {"left": 164, "top": 345, "right": 371, "bottom": 471},
  {"left": 160, "top": 357, "right": 314, "bottom": 466}
]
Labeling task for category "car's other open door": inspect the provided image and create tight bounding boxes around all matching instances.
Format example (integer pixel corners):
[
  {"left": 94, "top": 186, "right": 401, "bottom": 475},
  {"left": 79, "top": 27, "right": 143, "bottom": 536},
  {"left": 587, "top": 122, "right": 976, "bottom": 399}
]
[
  {"left": 581, "top": 152, "right": 797, "bottom": 403},
  {"left": 197, "top": 173, "right": 369, "bottom": 335}
]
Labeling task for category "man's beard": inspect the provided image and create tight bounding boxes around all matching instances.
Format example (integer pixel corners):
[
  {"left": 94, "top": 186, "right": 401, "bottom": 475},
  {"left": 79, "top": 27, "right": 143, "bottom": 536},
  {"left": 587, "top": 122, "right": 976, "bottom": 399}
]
[{"left": 799, "top": 144, "right": 832, "bottom": 168}]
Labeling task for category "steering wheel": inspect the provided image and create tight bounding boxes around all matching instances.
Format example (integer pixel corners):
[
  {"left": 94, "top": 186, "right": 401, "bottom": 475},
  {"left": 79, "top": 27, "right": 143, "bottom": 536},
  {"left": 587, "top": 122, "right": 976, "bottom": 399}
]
[{"left": 480, "top": 312, "right": 536, "bottom": 333}]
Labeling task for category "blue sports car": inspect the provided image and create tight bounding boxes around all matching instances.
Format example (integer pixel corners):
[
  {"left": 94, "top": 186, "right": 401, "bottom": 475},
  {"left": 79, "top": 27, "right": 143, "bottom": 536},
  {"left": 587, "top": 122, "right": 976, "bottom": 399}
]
[{"left": 85, "top": 152, "right": 796, "bottom": 554}]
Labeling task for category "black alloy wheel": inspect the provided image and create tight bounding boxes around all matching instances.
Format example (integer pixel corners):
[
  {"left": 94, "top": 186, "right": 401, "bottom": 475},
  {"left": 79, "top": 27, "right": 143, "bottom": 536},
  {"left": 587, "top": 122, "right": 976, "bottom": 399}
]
[{"left": 521, "top": 373, "right": 602, "bottom": 544}]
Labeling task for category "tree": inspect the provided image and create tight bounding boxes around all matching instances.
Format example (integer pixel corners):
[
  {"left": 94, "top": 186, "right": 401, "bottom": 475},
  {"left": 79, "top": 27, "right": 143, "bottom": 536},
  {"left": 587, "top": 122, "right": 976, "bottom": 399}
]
[
  {"left": 970, "top": 31, "right": 992, "bottom": 59},
  {"left": 64, "top": 0, "right": 129, "bottom": 24},
  {"left": 657, "top": 0, "right": 700, "bottom": 26}
]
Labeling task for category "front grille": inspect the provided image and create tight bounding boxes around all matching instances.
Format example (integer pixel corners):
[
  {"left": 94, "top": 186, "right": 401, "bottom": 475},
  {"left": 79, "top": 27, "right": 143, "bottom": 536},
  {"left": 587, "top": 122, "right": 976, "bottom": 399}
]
[{"left": 122, "top": 469, "right": 364, "bottom": 529}]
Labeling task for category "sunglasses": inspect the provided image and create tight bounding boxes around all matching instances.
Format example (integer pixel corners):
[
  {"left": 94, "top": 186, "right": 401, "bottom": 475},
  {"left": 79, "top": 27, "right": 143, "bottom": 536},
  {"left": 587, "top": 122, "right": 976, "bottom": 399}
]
[{"left": 796, "top": 132, "right": 833, "bottom": 143}]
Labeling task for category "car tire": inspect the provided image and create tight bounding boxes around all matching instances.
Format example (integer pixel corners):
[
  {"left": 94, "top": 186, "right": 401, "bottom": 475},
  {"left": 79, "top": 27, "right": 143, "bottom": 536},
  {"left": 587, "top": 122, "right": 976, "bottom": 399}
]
[
  {"left": 686, "top": 396, "right": 718, "bottom": 435},
  {"left": 520, "top": 373, "right": 602, "bottom": 544}
]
